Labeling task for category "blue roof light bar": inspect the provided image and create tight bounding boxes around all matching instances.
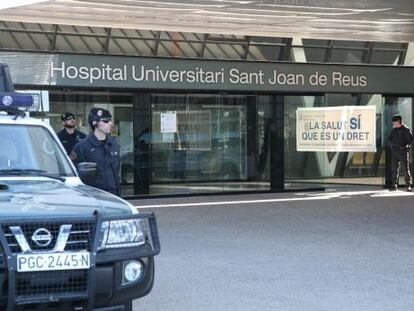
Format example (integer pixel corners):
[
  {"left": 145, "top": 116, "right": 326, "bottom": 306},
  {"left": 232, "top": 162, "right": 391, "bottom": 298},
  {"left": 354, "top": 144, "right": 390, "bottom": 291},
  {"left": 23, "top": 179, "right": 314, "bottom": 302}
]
[{"left": 0, "top": 93, "right": 33, "bottom": 107}]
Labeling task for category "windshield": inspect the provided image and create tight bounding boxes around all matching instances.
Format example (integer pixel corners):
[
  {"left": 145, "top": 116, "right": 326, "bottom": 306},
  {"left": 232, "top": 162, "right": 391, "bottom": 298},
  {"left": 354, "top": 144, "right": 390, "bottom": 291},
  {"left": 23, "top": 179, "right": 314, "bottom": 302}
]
[{"left": 0, "top": 124, "right": 75, "bottom": 177}]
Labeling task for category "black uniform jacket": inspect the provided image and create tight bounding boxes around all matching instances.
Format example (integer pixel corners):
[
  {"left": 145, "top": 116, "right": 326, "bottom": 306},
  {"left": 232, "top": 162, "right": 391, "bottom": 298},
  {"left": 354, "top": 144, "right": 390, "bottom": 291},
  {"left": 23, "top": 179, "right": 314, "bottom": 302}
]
[
  {"left": 57, "top": 129, "right": 86, "bottom": 155},
  {"left": 388, "top": 125, "right": 414, "bottom": 152},
  {"left": 71, "top": 134, "right": 121, "bottom": 196}
]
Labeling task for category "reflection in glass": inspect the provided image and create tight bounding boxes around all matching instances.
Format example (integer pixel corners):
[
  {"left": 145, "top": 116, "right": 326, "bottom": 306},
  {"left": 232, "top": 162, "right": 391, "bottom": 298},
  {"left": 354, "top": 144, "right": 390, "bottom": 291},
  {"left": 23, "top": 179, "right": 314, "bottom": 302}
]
[
  {"left": 150, "top": 94, "right": 270, "bottom": 195},
  {"left": 284, "top": 94, "right": 405, "bottom": 189}
]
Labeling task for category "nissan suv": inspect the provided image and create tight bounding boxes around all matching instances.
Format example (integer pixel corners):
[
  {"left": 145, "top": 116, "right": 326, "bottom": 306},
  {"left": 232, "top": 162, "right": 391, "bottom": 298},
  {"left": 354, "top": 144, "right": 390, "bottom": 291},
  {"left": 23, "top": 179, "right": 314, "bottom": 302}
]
[{"left": 0, "top": 91, "right": 160, "bottom": 311}]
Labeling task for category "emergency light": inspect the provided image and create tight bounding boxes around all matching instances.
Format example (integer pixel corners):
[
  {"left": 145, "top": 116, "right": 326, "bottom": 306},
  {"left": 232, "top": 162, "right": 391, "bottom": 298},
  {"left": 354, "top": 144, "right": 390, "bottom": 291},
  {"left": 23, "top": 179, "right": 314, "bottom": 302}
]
[{"left": 0, "top": 92, "right": 33, "bottom": 107}]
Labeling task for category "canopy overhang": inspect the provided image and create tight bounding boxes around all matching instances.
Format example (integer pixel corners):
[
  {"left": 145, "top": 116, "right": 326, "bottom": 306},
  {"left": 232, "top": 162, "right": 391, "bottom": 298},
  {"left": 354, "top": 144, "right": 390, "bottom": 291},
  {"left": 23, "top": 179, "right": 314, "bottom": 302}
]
[{"left": 0, "top": 0, "right": 413, "bottom": 43}]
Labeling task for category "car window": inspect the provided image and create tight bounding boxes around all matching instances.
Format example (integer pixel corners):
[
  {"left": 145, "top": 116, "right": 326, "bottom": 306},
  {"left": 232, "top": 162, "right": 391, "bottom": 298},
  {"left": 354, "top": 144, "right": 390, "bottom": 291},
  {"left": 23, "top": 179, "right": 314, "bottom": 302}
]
[
  {"left": 0, "top": 124, "right": 75, "bottom": 176},
  {"left": 0, "top": 137, "right": 18, "bottom": 168}
]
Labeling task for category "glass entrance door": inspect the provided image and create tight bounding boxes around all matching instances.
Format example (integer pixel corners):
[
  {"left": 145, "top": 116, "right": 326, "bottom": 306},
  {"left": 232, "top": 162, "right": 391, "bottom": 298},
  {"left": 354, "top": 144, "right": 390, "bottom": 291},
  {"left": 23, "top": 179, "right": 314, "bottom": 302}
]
[
  {"left": 150, "top": 94, "right": 246, "bottom": 194},
  {"left": 383, "top": 96, "right": 413, "bottom": 187},
  {"left": 149, "top": 94, "right": 270, "bottom": 195},
  {"left": 113, "top": 105, "right": 134, "bottom": 193},
  {"left": 284, "top": 94, "right": 413, "bottom": 189},
  {"left": 284, "top": 94, "right": 385, "bottom": 188}
]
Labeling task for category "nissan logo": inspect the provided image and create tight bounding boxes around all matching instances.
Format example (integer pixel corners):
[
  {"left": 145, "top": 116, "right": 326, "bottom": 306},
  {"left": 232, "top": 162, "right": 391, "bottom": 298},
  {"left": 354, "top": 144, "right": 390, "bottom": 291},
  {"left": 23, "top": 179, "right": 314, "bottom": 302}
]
[{"left": 32, "top": 228, "right": 53, "bottom": 247}]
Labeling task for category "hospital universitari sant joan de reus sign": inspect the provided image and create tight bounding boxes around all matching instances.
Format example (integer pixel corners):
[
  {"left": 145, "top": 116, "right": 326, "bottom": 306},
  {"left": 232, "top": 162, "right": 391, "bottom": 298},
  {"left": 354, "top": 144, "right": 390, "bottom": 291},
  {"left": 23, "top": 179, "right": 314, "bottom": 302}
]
[{"left": 1, "top": 52, "right": 414, "bottom": 94}]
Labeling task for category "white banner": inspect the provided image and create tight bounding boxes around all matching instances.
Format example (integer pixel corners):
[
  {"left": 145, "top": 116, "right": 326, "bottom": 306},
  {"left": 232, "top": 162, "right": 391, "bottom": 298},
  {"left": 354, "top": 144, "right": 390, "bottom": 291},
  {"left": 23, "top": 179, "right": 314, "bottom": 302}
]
[{"left": 296, "top": 106, "right": 376, "bottom": 152}]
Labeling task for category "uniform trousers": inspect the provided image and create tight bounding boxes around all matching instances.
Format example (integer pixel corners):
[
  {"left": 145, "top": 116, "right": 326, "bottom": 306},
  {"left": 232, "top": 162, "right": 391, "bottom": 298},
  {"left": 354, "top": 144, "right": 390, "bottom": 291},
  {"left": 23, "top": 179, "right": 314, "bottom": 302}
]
[{"left": 391, "top": 150, "right": 412, "bottom": 185}]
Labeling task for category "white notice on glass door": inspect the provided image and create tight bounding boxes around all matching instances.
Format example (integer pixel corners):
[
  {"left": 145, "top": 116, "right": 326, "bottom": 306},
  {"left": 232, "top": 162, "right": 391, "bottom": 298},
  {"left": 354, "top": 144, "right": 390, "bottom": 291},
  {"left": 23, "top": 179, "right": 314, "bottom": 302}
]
[{"left": 160, "top": 112, "right": 177, "bottom": 133}]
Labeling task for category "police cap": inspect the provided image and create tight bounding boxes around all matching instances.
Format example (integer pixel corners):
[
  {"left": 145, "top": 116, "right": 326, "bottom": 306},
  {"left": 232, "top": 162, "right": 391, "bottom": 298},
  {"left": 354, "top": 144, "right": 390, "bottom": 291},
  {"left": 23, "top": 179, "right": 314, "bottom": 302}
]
[
  {"left": 88, "top": 108, "right": 112, "bottom": 129},
  {"left": 61, "top": 112, "right": 75, "bottom": 121},
  {"left": 392, "top": 115, "right": 402, "bottom": 122}
]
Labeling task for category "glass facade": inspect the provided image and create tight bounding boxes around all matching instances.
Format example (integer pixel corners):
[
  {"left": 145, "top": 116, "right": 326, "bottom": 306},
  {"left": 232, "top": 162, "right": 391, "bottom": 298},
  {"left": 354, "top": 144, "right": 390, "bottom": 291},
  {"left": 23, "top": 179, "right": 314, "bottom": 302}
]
[
  {"left": 4, "top": 21, "right": 412, "bottom": 197},
  {"left": 32, "top": 88, "right": 413, "bottom": 197},
  {"left": 151, "top": 95, "right": 248, "bottom": 182},
  {"left": 284, "top": 95, "right": 413, "bottom": 189},
  {"left": 44, "top": 91, "right": 135, "bottom": 193},
  {"left": 25, "top": 89, "right": 414, "bottom": 197},
  {"left": 148, "top": 94, "right": 271, "bottom": 195},
  {"left": 39, "top": 91, "right": 275, "bottom": 196}
]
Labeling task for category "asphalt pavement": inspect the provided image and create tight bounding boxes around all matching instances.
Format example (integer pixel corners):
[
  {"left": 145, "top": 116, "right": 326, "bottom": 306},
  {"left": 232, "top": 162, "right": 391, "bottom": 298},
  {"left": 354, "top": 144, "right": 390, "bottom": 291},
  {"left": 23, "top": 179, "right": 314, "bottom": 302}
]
[{"left": 130, "top": 188, "right": 414, "bottom": 311}]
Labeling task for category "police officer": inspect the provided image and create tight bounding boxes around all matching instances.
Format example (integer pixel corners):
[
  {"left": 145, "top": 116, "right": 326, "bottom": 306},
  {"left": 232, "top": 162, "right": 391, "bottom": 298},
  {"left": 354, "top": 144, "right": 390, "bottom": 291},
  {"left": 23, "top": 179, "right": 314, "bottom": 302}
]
[
  {"left": 57, "top": 112, "right": 86, "bottom": 155},
  {"left": 388, "top": 115, "right": 413, "bottom": 191},
  {"left": 71, "top": 108, "right": 121, "bottom": 196}
]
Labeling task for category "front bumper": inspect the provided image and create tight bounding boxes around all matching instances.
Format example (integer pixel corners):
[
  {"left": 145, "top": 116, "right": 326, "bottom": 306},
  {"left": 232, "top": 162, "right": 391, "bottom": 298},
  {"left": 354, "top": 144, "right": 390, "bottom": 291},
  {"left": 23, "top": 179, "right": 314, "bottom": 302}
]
[
  {"left": 0, "top": 212, "right": 160, "bottom": 311},
  {"left": 0, "top": 255, "right": 154, "bottom": 310}
]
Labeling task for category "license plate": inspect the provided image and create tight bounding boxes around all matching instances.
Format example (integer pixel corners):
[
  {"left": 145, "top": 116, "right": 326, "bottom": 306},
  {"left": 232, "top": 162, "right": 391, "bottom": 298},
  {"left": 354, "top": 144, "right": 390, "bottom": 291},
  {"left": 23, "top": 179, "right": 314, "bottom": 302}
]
[{"left": 17, "top": 252, "right": 90, "bottom": 272}]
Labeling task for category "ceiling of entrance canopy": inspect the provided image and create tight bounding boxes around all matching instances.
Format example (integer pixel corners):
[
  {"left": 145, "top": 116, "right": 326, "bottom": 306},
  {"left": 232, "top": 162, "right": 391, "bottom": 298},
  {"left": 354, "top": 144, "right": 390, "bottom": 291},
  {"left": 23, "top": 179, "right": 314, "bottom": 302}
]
[{"left": 0, "top": 0, "right": 413, "bottom": 42}]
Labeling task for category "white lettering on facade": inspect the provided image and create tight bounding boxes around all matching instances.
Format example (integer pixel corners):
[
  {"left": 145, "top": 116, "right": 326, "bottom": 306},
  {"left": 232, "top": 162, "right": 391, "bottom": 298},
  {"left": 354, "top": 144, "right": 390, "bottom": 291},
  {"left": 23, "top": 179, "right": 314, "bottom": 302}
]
[
  {"left": 50, "top": 62, "right": 127, "bottom": 83},
  {"left": 268, "top": 71, "right": 304, "bottom": 85},
  {"left": 332, "top": 72, "right": 367, "bottom": 87},
  {"left": 131, "top": 65, "right": 225, "bottom": 84},
  {"left": 50, "top": 61, "right": 371, "bottom": 89},
  {"left": 229, "top": 68, "right": 265, "bottom": 84}
]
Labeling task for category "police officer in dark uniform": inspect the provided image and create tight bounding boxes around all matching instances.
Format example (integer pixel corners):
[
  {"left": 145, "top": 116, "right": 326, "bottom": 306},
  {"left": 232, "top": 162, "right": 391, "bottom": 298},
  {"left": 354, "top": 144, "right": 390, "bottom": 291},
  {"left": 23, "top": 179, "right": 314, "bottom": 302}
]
[
  {"left": 388, "top": 115, "right": 413, "bottom": 191},
  {"left": 57, "top": 112, "right": 86, "bottom": 155},
  {"left": 71, "top": 108, "right": 121, "bottom": 196}
]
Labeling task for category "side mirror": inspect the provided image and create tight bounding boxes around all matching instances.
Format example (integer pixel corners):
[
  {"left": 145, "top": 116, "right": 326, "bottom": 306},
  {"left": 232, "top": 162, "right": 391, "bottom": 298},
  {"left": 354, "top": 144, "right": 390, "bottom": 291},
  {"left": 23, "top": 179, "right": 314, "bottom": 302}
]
[{"left": 77, "top": 162, "right": 98, "bottom": 184}]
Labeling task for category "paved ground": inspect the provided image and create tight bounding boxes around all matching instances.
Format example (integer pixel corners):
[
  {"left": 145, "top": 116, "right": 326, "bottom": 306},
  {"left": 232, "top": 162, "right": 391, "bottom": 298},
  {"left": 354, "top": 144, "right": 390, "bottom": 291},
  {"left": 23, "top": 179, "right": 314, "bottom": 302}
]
[{"left": 130, "top": 188, "right": 414, "bottom": 311}]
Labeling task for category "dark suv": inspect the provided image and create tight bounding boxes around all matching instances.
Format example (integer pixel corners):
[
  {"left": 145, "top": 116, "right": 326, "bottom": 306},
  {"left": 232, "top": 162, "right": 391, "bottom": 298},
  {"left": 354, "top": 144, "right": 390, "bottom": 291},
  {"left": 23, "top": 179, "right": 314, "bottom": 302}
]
[{"left": 0, "top": 63, "right": 160, "bottom": 311}]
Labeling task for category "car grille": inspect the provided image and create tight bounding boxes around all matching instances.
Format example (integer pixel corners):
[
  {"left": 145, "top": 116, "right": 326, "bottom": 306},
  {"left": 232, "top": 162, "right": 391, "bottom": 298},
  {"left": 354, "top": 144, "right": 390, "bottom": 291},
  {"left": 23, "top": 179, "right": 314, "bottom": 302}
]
[
  {"left": 15, "top": 270, "right": 89, "bottom": 304},
  {"left": 1, "top": 219, "right": 95, "bottom": 304},
  {"left": 2, "top": 220, "right": 95, "bottom": 253}
]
